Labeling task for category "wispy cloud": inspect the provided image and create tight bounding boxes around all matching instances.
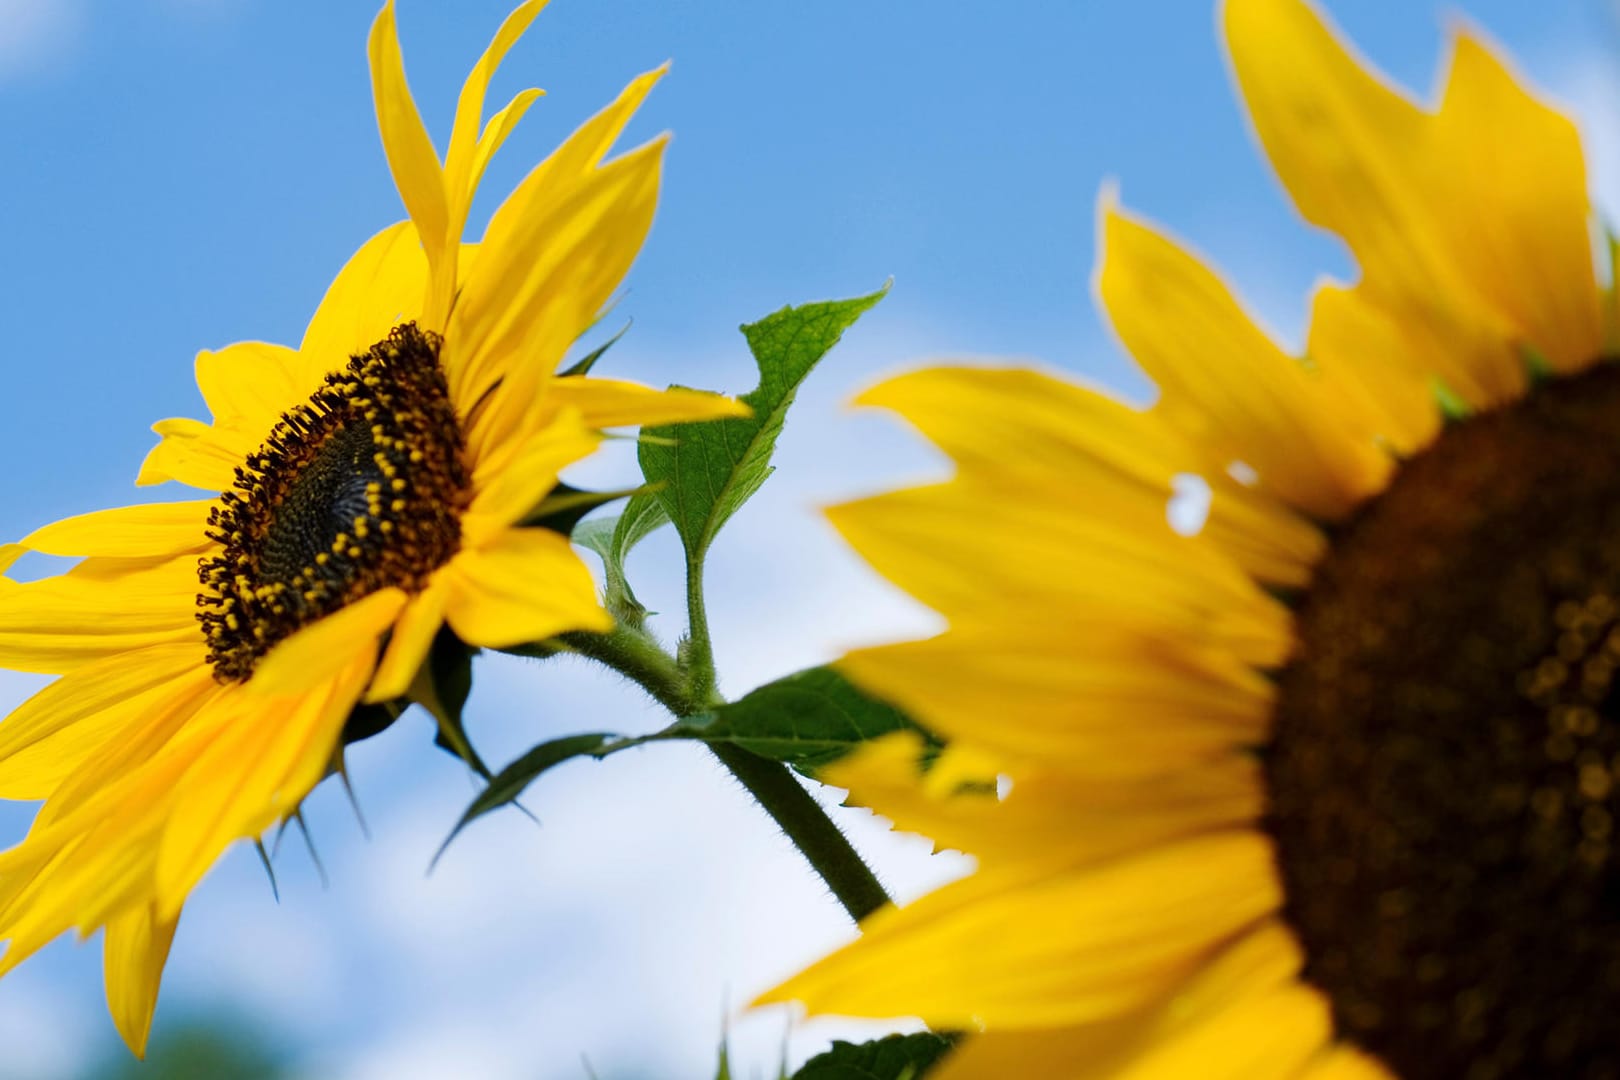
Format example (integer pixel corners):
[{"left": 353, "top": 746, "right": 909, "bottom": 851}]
[{"left": 0, "top": 0, "right": 84, "bottom": 81}]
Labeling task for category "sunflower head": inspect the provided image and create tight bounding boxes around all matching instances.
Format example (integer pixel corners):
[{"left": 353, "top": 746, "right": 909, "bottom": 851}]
[
  {"left": 0, "top": 0, "right": 742, "bottom": 1057},
  {"left": 760, "top": 1, "right": 1620, "bottom": 1077},
  {"left": 199, "top": 323, "right": 470, "bottom": 683}
]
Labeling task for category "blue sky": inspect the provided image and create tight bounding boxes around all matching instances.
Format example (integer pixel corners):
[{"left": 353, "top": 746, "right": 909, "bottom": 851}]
[{"left": 0, "top": 1, "right": 1617, "bottom": 1077}]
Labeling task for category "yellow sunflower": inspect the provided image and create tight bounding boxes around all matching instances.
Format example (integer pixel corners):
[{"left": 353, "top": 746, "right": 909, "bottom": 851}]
[
  {"left": 760, "top": 1, "right": 1615, "bottom": 1077},
  {"left": 0, "top": 0, "right": 741, "bottom": 1056}
]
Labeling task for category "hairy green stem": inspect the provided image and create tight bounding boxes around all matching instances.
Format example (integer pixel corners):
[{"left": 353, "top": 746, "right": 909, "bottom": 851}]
[
  {"left": 557, "top": 625, "right": 695, "bottom": 714},
  {"left": 555, "top": 623, "right": 892, "bottom": 923},
  {"left": 705, "top": 740, "right": 891, "bottom": 922},
  {"left": 681, "top": 554, "right": 719, "bottom": 708}
]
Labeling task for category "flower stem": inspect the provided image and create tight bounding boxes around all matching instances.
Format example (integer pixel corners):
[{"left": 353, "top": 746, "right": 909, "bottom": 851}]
[
  {"left": 555, "top": 623, "right": 892, "bottom": 923},
  {"left": 681, "top": 553, "right": 719, "bottom": 707},
  {"left": 706, "top": 740, "right": 891, "bottom": 922}
]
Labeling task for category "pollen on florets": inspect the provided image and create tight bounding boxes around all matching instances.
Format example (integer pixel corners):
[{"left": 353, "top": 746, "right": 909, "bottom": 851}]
[{"left": 196, "top": 323, "right": 469, "bottom": 682}]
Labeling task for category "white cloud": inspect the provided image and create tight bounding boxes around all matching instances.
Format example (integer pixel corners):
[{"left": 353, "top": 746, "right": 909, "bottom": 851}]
[
  {"left": 0, "top": 968, "right": 102, "bottom": 1080},
  {"left": 0, "top": 0, "right": 84, "bottom": 80}
]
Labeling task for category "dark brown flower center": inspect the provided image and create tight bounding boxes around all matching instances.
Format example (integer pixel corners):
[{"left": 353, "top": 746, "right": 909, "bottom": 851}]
[
  {"left": 1267, "top": 362, "right": 1620, "bottom": 1080},
  {"left": 197, "top": 323, "right": 469, "bottom": 682}
]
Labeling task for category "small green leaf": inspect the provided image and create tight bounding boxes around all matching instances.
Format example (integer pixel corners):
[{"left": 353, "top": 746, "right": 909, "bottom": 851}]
[
  {"left": 682, "top": 666, "right": 935, "bottom": 773},
  {"left": 572, "top": 499, "right": 670, "bottom": 628},
  {"left": 521, "top": 480, "right": 659, "bottom": 535},
  {"left": 410, "top": 628, "right": 495, "bottom": 779},
  {"left": 613, "top": 491, "right": 672, "bottom": 558},
  {"left": 639, "top": 285, "right": 888, "bottom": 562},
  {"left": 790, "top": 1033, "right": 956, "bottom": 1080},
  {"left": 559, "top": 318, "right": 632, "bottom": 378},
  {"left": 435, "top": 732, "right": 614, "bottom": 863},
  {"left": 340, "top": 699, "right": 403, "bottom": 746},
  {"left": 435, "top": 731, "right": 663, "bottom": 862}
]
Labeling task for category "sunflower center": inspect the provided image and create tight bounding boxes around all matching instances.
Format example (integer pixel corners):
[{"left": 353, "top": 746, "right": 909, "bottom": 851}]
[
  {"left": 196, "top": 323, "right": 469, "bottom": 683},
  {"left": 1267, "top": 363, "right": 1620, "bottom": 1079}
]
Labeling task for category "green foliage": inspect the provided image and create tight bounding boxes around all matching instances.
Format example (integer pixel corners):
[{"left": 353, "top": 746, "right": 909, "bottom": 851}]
[
  {"left": 83, "top": 1018, "right": 284, "bottom": 1080},
  {"left": 790, "top": 1033, "right": 957, "bottom": 1080},
  {"left": 572, "top": 498, "right": 672, "bottom": 628},
  {"left": 521, "top": 481, "right": 658, "bottom": 536},
  {"left": 418, "top": 628, "right": 492, "bottom": 779},
  {"left": 638, "top": 286, "right": 888, "bottom": 564},
  {"left": 440, "top": 662, "right": 940, "bottom": 853},
  {"left": 682, "top": 666, "right": 936, "bottom": 773},
  {"left": 434, "top": 731, "right": 660, "bottom": 861},
  {"left": 560, "top": 318, "right": 633, "bottom": 377}
]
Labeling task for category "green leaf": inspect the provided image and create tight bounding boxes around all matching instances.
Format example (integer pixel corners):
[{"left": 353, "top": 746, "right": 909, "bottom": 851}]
[
  {"left": 559, "top": 318, "right": 632, "bottom": 378},
  {"left": 682, "top": 666, "right": 935, "bottom": 773},
  {"left": 520, "top": 480, "right": 658, "bottom": 535},
  {"left": 571, "top": 496, "right": 671, "bottom": 628},
  {"left": 613, "top": 491, "right": 672, "bottom": 557},
  {"left": 434, "top": 731, "right": 662, "bottom": 863},
  {"left": 434, "top": 732, "right": 614, "bottom": 864},
  {"left": 406, "top": 628, "right": 495, "bottom": 779},
  {"left": 638, "top": 285, "right": 888, "bottom": 562},
  {"left": 790, "top": 1033, "right": 956, "bottom": 1080},
  {"left": 340, "top": 699, "right": 403, "bottom": 746}
]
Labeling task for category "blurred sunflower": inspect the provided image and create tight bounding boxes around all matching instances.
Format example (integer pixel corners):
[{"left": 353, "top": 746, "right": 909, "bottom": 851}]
[
  {"left": 760, "top": 0, "right": 1620, "bottom": 1077},
  {"left": 0, "top": 0, "right": 741, "bottom": 1055}
]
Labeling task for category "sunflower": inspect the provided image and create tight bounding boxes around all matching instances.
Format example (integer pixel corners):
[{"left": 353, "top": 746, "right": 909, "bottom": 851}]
[
  {"left": 0, "top": 0, "right": 741, "bottom": 1056},
  {"left": 758, "top": 1, "right": 1618, "bottom": 1077}
]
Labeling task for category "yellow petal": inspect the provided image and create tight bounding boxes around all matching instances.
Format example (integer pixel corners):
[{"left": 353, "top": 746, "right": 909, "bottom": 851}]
[
  {"left": 465, "top": 408, "right": 603, "bottom": 530},
  {"left": 299, "top": 220, "right": 432, "bottom": 367},
  {"left": 931, "top": 920, "right": 1303, "bottom": 1080},
  {"left": 194, "top": 341, "right": 310, "bottom": 434},
  {"left": 104, "top": 903, "right": 179, "bottom": 1059},
  {"left": 137, "top": 417, "right": 253, "bottom": 491},
  {"left": 365, "top": 579, "right": 448, "bottom": 704},
  {"left": 1108, "top": 984, "right": 1330, "bottom": 1080},
  {"left": 1097, "top": 200, "right": 1388, "bottom": 520},
  {"left": 1301, "top": 1045, "right": 1398, "bottom": 1080},
  {"left": 824, "top": 731, "right": 1262, "bottom": 868},
  {"left": 1201, "top": 474, "right": 1326, "bottom": 588},
  {"left": 1224, "top": 0, "right": 1533, "bottom": 406},
  {"left": 932, "top": 1026, "right": 1130, "bottom": 1080},
  {"left": 368, "top": 1, "right": 447, "bottom": 302},
  {"left": 248, "top": 587, "right": 406, "bottom": 698},
  {"left": 469, "top": 88, "right": 544, "bottom": 207},
  {"left": 852, "top": 365, "right": 1323, "bottom": 587},
  {"left": 854, "top": 365, "right": 1183, "bottom": 496},
  {"left": 433, "top": 0, "right": 549, "bottom": 327},
  {"left": 547, "top": 376, "right": 750, "bottom": 429},
  {"left": 454, "top": 138, "right": 667, "bottom": 475},
  {"left": 442, "top": 527, "right": 610, "bottom": 648},
  {"left": 35, "top": 672, "right": 225, "bottom": 831},
  {"left": 1306, "top": 282, "right": 1442, "bottom": 456},
  {"left": 757, "top": 831, "right": 1282, "bottom": 1028},
  {"left": 18, "top": 501, "right": 213, "bottom": 560},
  {"left": 838, "top": 629, "right": 1272, "bottom": 773},
  {"left": 1432, "top": 31, "right": 1603, "bottom": 373},
  {"left": 0, "top": 643, "right": 206, "bottom": 800},
  {"left": 157, "top": 653, "right": 371, "bottom": 917},
  {"left": 826, "top": 479, "right": 1291, "bottom": 668},
  {"left": 0, "top": 559, "right": 201, "bottom": 674},
  {"left": 445, "top": 67, "right": 667, "bottom": 404}
]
